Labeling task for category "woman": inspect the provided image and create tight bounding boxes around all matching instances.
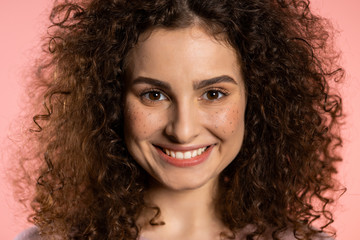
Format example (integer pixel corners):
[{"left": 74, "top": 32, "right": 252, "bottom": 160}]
[{"left": 14, "top": 0, "right": 343, "bottom": 239}]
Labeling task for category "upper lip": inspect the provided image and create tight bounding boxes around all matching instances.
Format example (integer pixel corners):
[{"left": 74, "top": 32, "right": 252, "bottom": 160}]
[{"left": 153, "top": 143, "right": 214, "bottom": 152}]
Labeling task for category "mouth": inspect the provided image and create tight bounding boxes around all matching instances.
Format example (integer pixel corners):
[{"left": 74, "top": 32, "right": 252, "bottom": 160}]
[
  {"left": 153, "top": 144, "right": 215, "bottom": 167},
  {"left": 159, "top": 146, "right": 210, "bottom": 159}
]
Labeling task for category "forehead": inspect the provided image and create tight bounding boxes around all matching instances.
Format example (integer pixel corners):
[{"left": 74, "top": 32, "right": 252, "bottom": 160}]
[{"left": 126, "top": 26, "right": 242, "bottom": 82}]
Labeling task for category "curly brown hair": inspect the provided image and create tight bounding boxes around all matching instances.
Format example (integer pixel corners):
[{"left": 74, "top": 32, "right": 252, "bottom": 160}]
[{"left": 13, "top": 0, "right": 344, "bottom": 239}]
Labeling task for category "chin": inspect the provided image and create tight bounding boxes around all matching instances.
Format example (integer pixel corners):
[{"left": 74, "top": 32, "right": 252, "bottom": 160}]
[{"left": 153, "top": 173, "right": 218, "bottom": 191}]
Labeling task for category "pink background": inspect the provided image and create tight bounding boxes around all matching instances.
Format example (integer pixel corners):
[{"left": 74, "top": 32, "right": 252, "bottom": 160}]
[{"left": 0, "top": 1, "right": 358, "bottom": 239}]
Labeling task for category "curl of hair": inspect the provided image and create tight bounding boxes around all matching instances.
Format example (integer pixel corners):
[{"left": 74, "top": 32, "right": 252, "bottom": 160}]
[{"left": 14, "top": 0, "right": 344, "bottom": 239}]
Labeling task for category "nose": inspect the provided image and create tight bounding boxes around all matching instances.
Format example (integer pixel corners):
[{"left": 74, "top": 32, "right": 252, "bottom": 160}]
[{"left": 164, "top": 100, "right": 200, "bottom": 143}]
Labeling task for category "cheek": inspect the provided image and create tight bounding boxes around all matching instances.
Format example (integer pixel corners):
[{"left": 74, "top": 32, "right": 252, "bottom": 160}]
[
  {"left": 124, "top": 101, "right": 165, "bottom": 140},
  {"left": 204, "top": 103, "right": 245, "bottom": 139}
]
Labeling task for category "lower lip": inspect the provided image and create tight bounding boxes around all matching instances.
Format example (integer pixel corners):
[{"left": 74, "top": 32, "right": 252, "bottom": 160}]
[{"left": 155, "top": 145, "right": 214, "bottom": 167}]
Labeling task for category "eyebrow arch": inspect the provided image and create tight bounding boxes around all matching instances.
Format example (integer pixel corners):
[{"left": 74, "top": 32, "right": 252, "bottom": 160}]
[
  {"left": 131, "top": 75, "right": 238, "bottom": 90},
  {"left": 132, "top": 77, "right": 172, "bottom": 90},
  {"left": 193, "top": 75, "right": 238, "bottom": 90}
]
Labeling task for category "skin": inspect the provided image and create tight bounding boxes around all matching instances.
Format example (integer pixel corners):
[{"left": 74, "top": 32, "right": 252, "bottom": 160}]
[{"left": 124, "top": 26, "right": 246, "bottom": 240}]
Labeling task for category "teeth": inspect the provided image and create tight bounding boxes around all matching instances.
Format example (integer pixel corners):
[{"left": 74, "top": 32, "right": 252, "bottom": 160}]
[
  {"left": 191, "top": 150, "right": 197, "bottom": 157},
  {"left": 175, "top": 152, "right": 183, "bottom": 159},
  {"left": 163, "top": 146, "right": 208, "bottom": 159},
  {"left": 184, "top": 151, "right": 192, "bottom": 159}
]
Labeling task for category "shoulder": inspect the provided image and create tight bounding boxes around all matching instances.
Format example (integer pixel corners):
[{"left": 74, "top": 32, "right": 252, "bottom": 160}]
[
  {"left": 237, "top": 225, "right": 335, "bottom": 240},
  {"left": 14, "top": 227, "right": 42, "bottom": 240},
  {"left": 279, "top": 229, "right": 335, "bottom": 240}
]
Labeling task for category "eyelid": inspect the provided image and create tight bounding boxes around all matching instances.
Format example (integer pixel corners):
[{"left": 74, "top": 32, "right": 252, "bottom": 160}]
[
  {"left": 139, "top": 88, "right": 169, "bottom": 102},
  {"left": 138, "top": 86, "right": 230, "bottom": 103},
  {"left": 200, "top": 87, "right": 230, "bottom": 101}
]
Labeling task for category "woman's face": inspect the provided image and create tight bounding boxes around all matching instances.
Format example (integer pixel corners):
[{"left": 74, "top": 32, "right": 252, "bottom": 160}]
[{"left": 124, "top": 26, "right": 246, "bottom": 191}]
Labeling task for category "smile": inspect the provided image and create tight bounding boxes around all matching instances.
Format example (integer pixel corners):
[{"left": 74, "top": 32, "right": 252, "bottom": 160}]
[
  {"left": 154, "top": 144, "right": 215, "bottom": 167},
  {"left": 162, "top": 146, "right": 208, "bottom": 159}
]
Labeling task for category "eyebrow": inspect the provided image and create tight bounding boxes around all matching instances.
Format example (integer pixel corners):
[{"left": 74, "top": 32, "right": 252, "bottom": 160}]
[
  {"left": 132, "top": 77, "right": 172, "bottom": 90},
  {"left": 131, "top": 75, "right": 238, "bottom": 90},
  {"left": 193, "top": 75, "right": 238, "bottom": 89}
]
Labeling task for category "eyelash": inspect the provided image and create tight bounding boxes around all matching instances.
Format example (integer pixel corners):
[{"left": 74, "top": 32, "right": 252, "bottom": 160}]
[
  {"left": 140, "top": 88, "right": 168, "bottom": 103},
  {"left": 139, "top": 87, "right": 229, "bottom": 103},
  {"left": 200, "top": 87, "right": 229, "bottom": 101}
]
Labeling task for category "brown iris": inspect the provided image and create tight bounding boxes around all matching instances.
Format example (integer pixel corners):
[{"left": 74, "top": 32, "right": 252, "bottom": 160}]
[
  {"left": 206, "top": 90, "right": 220, "bottom": 100},
  {"left": 148, "top": 91, "right": 161, "bottom": 100}
]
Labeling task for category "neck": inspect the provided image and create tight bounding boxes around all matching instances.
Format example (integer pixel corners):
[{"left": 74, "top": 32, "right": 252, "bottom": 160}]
[{"left": 138, "top": 176, "right": 227, "bottom": 239}]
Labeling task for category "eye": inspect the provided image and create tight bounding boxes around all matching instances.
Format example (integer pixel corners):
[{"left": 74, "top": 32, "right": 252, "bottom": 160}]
[
  {"left": 141, "top": 90, "right": 167, "bottom": 101},
  {"left": 202, "top": 90, "right": 227, "bottom": 101}
]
